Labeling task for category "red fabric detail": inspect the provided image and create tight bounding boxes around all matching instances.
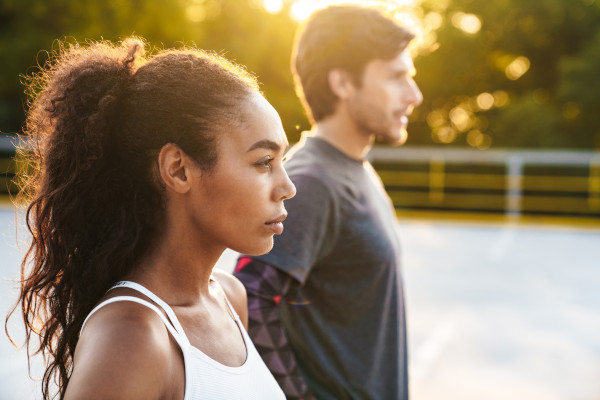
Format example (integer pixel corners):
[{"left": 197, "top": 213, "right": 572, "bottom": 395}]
[
  {"left": 234, "top": 256, "right": 253, "bottom": 273},
  {"left": 273, "top": 294, "right": 282, "bottom": 306}
]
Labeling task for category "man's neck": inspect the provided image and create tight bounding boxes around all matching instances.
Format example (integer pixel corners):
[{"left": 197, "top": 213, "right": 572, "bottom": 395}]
[{"left": 313, "top": 114, "right": 374, "bottom": 161}]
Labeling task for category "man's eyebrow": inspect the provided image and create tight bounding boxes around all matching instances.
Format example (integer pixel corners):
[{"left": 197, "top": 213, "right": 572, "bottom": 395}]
[{"left": 246, "top": 139, "right": 282, "bottom": 152}]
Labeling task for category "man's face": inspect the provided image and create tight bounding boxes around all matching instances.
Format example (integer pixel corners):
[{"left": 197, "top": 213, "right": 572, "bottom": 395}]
[{"left": 347, "top": 50, "right": 423, "bottom": 146}]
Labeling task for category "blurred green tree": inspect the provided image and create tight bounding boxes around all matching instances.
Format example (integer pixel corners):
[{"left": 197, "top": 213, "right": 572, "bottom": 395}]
[
  {"left": 1, "top": 0, "right": 599, "bottom": 149},
  {"left": 411, "top": 0, "right": 600, "bottom": 149},
  {"left": 0, "top": 0, "right": 308, "bottom": 140},
  {"left": 558, "top": 30, "right": 600, "bottom": 149}
]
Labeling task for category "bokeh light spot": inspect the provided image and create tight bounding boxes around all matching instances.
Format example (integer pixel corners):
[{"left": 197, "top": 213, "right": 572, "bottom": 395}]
[
  {"left": 493, "top": 90, "right": 510, "bottom": 107},
  {"left": 478, "top": 134, "right": 492, "bottom": 149},
  {"left": 505, "top": 56, "right": 530, "bottom": 80},
  {"left": 451, "top": 12, "right": 481, "bottom": 34},
  {"left": 427, "top": 109, "right": 446, "bottom": 128},
  {"left": 476, "top": 92, "right": 495, "bottom": 110},
  {"left": 424, "top": 12, "right": 443, "bottom": 30},
  {"left": 449, "top": 106, "right": 472, "bottom": 132},
  {"left": 467, "top": 130, "right": 492, "bottom": 149},
  {"left": 434, "top": 126, "right": 457, "bottom": 144}
]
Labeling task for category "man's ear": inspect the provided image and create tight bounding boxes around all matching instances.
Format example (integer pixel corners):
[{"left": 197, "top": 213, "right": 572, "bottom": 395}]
[
  {"left": 328, "top": 69, "right": 355, "bottom": 100},
  {"left": 157, "top": 143, "right": 192, "bottom": 194}
]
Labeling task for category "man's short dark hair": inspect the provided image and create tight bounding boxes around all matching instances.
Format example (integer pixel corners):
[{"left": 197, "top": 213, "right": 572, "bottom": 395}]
[{"left": 291, "top": 5, "right": 415, "bottom": 122}]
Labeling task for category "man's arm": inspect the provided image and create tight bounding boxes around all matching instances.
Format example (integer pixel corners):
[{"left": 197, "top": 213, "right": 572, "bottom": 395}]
[{"left": 234, "top": 256, "right": 315, "bottom": 400}]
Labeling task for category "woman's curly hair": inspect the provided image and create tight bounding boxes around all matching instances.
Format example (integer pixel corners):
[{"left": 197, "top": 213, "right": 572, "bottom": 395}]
[{"left": 6, "top": 37, "right": 258, "bottom": 399}]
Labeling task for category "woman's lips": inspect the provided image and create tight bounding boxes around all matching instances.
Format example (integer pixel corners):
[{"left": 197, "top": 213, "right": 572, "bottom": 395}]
[
  {"left": 266, "top": 221, "right": 284, "bottom": 235},
  {"left": 265, "top": 214, "right": 287, "bottom": 235}
]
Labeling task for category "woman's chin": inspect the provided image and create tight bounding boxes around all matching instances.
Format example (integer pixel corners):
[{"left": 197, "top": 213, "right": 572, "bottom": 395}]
[{"left": 232, "top": 238, "right": 274, "bottom": 257}]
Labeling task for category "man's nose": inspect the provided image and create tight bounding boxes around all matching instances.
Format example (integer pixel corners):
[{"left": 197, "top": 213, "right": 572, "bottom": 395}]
[{"left": 408, "top": 80, "right": 423, "bottom": 107}]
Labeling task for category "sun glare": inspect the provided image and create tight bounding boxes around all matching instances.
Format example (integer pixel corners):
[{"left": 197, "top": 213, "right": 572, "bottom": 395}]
[
  {"left": 282, "top": 0, "right": 418, "bottom": 22},
  {"left": 263, "top": 0, "right": 284, "bottom": 14},
  {"left": 290, "top": 0, "right": 319, "bottom": 21}
]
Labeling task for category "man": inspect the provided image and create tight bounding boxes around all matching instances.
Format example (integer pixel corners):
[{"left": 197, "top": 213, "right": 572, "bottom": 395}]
[{"left": 234, "top": 5, "right": 422, "bottom": 399}]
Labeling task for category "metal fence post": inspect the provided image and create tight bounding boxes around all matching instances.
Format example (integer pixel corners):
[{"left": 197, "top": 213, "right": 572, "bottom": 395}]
[
  {"left": 429, "top": 156, "right": 445, "bottom": 204},
  {"left": 506, "top": 155, "right": 523, "bottom": 217}
]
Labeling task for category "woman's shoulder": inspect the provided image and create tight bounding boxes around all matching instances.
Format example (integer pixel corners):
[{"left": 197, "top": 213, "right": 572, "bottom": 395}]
[
  {"left": 79, "top": 295, "right": 172, "bottom": 348},
  {"left": 211, "top": 269, "right": 248, "bottom": 328},
  {"left": 212, "top": 269, "right": 245, "bottom": 297},
  {"left": 66, "top": 298, "right": 175, "bottom": 399}
]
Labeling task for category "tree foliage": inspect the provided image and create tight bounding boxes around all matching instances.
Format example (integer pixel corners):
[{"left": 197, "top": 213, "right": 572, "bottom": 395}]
[
  {"left": 1, "top": 0, "right": 599, "bottom": 149},
  {"left": 411, "top": 0, "right": 600, "bottom": 149},
  {"left": 0, "top": 0, "right": 308, "bottom": 140}
]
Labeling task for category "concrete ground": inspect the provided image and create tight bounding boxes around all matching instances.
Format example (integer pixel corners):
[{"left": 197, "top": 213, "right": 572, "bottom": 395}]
[{"left": 1, "top": 206, "right": 599, "bottom": 399}]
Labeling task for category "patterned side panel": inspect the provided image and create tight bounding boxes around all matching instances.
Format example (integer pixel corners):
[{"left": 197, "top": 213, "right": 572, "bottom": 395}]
[{"left": 235, "top": 257, "right": 315, "bottom": 400}]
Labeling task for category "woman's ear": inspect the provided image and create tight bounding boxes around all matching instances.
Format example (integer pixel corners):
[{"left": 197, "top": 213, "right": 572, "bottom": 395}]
[
  {"left": 157, "top": 143, "right": 192, "bottom": 194},
  {"left": 328, "top": 69, "right": 355, "bottom": 100}
]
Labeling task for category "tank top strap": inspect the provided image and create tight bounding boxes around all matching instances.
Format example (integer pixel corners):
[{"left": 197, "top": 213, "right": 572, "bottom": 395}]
[
  {"left": 110, "top": 281, "right": 191, "bottom": 345},
  {"left": 209, "top": 274, "right": 241, "bottom": 323},
  {"left": 79, "top": 296, "right": 187, "bottom": 350},
  {"left": 222, "top": 293, "right": 241, "bottom": 323}
]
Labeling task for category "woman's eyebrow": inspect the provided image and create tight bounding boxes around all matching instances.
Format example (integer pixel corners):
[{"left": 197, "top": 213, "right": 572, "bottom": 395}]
[{"left": 246, "top": 139, "right": 283, "bottom": 152}]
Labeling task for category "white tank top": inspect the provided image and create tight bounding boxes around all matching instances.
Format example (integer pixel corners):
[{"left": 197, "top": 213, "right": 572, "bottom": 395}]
[{"left": 80, "top": 280, "right": 285, "bottom": 400}]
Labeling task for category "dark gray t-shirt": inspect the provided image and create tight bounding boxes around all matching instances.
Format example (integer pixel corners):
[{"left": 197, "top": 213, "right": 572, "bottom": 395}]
[{"left": 256, "top": 136, "right": 408, "bottom": 400}]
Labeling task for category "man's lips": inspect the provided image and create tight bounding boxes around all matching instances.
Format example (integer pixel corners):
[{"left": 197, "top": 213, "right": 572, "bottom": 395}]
[
  {"left": 393, "top": 112, "right": 409, "bottom": 126},
  {"left": 265, "top": 214, "right": 287, "bottom": 235}
]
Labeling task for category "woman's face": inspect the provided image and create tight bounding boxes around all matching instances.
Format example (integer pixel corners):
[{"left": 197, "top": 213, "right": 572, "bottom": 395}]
[{"left": 187, "top": 93, "right": 296, "bottom": 256}]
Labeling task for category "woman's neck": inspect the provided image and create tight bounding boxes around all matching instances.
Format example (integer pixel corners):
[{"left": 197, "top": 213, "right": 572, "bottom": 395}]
[{"left": 126, "top": 212, "right": 223, "bottom": 306}]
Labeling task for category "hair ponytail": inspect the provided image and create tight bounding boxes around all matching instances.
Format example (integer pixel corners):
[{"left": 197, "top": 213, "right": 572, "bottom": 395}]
[{"left": 10, "top": 39, "right": 148, "bottom": 399}]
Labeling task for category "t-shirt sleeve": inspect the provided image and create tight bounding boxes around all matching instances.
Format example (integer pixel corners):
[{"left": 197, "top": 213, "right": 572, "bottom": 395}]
[{"left": 255, "top": 173, "right": 338, "bottom": 284}]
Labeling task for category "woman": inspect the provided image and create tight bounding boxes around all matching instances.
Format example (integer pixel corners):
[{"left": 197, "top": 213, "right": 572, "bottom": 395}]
[{"left": 8, "top": 38, "right": 295, "bottom": 399}]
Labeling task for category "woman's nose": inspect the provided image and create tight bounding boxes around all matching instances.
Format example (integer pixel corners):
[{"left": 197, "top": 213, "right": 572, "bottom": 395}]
[{"left": 276, "top": 169, "right": 296, "bottom": 201}]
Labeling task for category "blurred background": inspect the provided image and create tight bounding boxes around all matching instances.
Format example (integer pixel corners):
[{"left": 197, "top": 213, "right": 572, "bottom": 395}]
[{"left": 0, "top": 0, "right": 599, "bottom": 399}]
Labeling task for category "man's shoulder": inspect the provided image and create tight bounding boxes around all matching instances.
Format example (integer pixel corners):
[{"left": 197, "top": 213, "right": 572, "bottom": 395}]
[
  {"left": 285, "top": 139, "right": 337, "bottom": 184},
  {"left": 286, "top": 140, "right": 326, "bottom": 167}
]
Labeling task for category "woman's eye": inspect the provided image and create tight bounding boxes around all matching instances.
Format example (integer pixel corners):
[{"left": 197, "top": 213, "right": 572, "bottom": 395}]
[{"left": 255, "top": 156, "right": 274, "bottom": 169}]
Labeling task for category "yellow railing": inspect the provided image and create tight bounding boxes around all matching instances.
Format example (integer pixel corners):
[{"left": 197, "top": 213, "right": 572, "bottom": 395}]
[{"left": 369, "top": 146, "right": 600, "bottom": 218}]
